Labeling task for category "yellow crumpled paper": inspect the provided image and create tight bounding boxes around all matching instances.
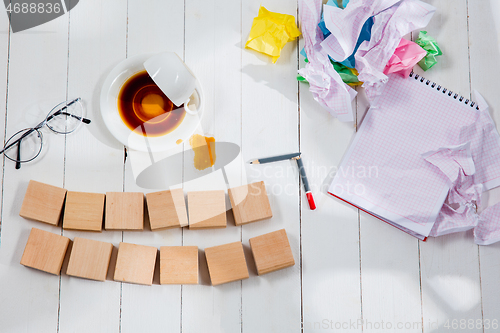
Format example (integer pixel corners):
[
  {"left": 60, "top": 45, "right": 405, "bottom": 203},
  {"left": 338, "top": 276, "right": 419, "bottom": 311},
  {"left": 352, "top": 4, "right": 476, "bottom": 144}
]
[{"left": 245, "top": 6, "right": 301, "bottom": 63}]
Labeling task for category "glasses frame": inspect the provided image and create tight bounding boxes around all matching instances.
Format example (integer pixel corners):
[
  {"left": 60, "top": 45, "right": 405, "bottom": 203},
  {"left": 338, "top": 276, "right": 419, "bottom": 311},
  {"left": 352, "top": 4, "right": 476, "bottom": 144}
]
[{"left": 0, "top": 98, "right": 90, "bottom": 169}]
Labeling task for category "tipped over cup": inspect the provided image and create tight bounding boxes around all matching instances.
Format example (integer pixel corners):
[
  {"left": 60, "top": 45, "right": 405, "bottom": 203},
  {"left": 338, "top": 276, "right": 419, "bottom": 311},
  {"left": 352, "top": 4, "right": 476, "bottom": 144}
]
[{"left": 144, "top": 52, "right": 201, "bottom": 115}]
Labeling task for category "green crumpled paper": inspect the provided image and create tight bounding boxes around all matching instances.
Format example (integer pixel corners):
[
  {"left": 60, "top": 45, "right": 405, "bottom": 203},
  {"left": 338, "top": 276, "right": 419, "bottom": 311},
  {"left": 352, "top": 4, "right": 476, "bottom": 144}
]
[
  {"left": 416, "top": 31, "right": 442, "bottom": 71},
  {"left": 298, "top": 58, "right": 361, "bottom": 86},
  {"left": 245, "top": 6, "right": 301, "bottom": 63}
]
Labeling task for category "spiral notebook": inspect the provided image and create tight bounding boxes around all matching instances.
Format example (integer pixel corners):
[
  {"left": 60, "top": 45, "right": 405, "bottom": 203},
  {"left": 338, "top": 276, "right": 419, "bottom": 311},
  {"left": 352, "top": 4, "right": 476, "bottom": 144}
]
[{"left": 329, "top": 73, "right": 500, "bottom": 239}]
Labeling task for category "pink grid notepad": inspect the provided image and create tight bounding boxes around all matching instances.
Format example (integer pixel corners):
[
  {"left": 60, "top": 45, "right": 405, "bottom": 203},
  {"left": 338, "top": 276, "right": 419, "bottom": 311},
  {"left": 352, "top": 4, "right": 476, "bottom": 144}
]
[{"left": 329, "top": 73, "right": 500, "bottom": 238}]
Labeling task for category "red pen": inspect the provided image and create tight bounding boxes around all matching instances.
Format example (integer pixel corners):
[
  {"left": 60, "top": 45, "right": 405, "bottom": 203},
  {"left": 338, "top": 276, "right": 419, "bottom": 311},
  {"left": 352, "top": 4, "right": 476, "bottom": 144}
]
[
  {"left": 249, "top": 152, "right": 316, "bottom": 210},
  {"left": 295, "top": 155, "right": 316, "bottom": 210}
]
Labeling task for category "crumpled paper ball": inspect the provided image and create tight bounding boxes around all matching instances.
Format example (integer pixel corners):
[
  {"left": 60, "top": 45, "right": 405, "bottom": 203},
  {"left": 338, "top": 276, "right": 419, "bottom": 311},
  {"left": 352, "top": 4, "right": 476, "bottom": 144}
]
[
  {"left": 245, "top": 6, "right": 301, "bottom": 63},
  {"left": 383, "top": 38, "right": 427, "bottom": 77},
  {"left": 416, "top": 30, "right": 442, "bottom": 71}
]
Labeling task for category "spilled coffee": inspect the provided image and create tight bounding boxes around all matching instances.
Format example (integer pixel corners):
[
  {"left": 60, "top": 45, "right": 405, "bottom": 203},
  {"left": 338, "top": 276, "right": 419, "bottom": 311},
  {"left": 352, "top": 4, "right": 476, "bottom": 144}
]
[{"left": 118, "top": 70, "right": 186, "bottom": 137}]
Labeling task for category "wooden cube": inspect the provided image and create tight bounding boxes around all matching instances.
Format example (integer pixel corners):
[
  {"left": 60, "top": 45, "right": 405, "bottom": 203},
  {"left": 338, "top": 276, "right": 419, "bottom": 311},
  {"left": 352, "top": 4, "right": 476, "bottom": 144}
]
[
  {"left": 66, "top": 237, "right": 113, "bottom": 281},
  {"left": 19, "top": 180, "right": 67, "bottom": 226},
  {"left": 20, "top": 227, "right": 70, "bottom": 275},
  {"left": 188, "top": 190, "right": 226, "bottom": 229},
  {"left": 205, "top": 241, "right": 249, "bottom": 286},
  {"left": 249, "top": 229, "right": 295, "bottom": 275},
  {"left": 113, "top": 242, "right": 157, "bottom": 285},
  {"left": 63, "top": 191, "right": 105, "bottom": 232},
  {"left": 228, "top": 181, "right": 272, "bottom": 226},
  {"left": 160, "top": 246, "right": 198, "bottom": 284},
  {"left": 105, "top": 192, "right": 144, "bottom": 230},
  {"left": 146, "top": 189, "right": 188, "bottom": 231}
]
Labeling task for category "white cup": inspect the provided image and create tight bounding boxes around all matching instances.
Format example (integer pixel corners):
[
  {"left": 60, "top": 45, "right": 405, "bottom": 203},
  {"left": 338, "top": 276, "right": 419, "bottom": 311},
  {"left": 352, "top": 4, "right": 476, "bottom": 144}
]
[{"left": 144, "top": 52, "right": 201, "bottom": 115}]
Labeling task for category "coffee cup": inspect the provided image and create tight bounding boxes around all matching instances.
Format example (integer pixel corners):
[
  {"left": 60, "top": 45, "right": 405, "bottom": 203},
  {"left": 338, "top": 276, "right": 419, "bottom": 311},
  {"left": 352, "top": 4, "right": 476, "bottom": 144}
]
[
  {"left": 100, "top": 53, "right": 204, "bottom": 152},
  {"left": 144, "top": 52, "right": 201, "bottom": 115}
]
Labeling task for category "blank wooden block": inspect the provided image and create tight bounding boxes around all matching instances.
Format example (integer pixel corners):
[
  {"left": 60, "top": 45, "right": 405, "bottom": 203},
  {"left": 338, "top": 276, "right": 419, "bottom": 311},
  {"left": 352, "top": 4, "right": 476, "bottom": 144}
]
[
  {"left": 146, "top": 189, "right": 188, "bottom": 231},
  {"left": 160, "top": 246, "right": 198, "bottom": 284},
  {"left": 20, "top": 227, "right": 70, "bottom": 275},
  {"left": 188, "top": 190, "right": 226, "bottom": 229},
  {"left": 66, "top": 237, "right": 113, "bottom": 281},
  {"left": 228, "top": 181, "right": 272, "bottom": 226},
  {"left": 113, "top": 242, "right": 157, "bottom": 285},
  {"left": 19, "top": 180, "right": 67, "bottom": 226},
  {"left": 249, "top": 229, "right": 295, "bottom": 275},
  {"left": 63, "top": 191, "right": 105, "bottom": 232},
  {"left": 105, "top": 192, "right": 144, "bottom": 230},
  {"left": 205, "top": 241, "right": 249, "bottom": 286}
]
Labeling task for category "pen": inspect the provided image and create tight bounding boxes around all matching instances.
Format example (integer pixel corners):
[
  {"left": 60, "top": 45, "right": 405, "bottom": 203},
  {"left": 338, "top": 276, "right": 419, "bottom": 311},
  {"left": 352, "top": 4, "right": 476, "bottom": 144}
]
[
  {"left": 249, "top": 152, "right": 316, "bottom": 210},
  {"left": 249, "top": 152, "right": 301, "bottom": 164},
  {"left": 295, "top": 155, "right": 316, "bottom": 210}
]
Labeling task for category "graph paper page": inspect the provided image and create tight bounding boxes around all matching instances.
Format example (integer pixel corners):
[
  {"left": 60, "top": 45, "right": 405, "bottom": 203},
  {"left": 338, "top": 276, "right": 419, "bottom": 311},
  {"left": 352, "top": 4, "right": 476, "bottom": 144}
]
[{"left": 328, "top": 74, "right": 499, "bottom": 237}]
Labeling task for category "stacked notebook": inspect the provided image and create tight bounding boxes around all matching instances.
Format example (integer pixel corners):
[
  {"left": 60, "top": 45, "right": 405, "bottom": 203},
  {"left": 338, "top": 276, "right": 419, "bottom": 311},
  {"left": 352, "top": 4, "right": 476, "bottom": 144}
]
[{"left": 329, "top": 73, "right": 500, "bottom": 239}]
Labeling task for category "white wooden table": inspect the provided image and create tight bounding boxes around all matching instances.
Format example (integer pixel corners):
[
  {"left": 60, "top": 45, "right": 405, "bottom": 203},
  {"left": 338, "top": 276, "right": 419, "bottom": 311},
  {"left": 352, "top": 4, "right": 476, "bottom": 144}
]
[{"left": 1, "top": 0, "right": 500, "bottom": 332}]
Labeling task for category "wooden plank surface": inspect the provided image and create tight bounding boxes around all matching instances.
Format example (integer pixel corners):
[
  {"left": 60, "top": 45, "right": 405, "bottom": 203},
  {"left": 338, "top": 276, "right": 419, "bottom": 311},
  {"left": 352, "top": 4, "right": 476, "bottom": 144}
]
[
  {"left": 0, "top": 1, "right": 499, "bottom": 332},
  {"left": 469, "top": 0, "right": 500, "bottom": 330},
  {"left": 299, "top": 21, "right": 363, "bottom": 333},
  {"left": 241, "top": 1, "right": 302, "bottom": 332},
  {"left": 0, "top": 10, "right": 69, "bottom": 333},
  {"left": 357, "top": 36, "right": 422, "bottom": 333},
  {"left": 0, "top": 0, "right": 7, "bottom": 240},
  {"left": 413, "top": 2, "right": 483, "bottom": 332},
  {"left": 120, "top": 0, "right": 185, "bottom": 332},
  {"left": 59, "top": 0, "right": 126, "bottom": 332},
  {"left": 57, "top": 0, "right": 127, "bottom": 332},
  {"left": 181, "top": 0, "right": 243, "bottom": 330}
]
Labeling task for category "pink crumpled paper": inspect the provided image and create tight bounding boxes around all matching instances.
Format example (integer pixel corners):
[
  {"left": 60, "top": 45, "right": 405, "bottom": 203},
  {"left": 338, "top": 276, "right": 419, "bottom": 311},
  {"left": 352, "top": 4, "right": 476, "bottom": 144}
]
[
  {"left": 354, "top": 0, "right": 436, "bottom": 99},
  {"left": 383, "top": 38, "right": 427, "bottom": 77}
]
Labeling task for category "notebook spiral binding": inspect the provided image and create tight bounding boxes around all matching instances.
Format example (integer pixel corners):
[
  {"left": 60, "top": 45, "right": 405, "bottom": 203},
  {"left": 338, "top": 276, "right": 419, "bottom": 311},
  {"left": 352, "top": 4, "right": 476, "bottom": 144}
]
[{"left": 409, "top": 71, "right": 480, "bottom": 110}]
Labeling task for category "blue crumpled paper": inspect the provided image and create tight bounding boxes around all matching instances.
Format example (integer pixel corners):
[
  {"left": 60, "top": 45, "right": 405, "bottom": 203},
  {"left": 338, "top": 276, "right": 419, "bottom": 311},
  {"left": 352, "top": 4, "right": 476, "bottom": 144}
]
[
  {"left": 301, "top": 0, "right": 373, "bottom": 69},
  {"left": 340, "top": 16, "right": 373, "bottom": 68}
]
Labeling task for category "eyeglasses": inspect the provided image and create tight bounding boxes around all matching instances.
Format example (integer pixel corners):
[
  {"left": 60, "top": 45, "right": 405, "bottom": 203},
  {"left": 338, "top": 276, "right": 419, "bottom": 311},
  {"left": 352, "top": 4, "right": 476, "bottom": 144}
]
[{"left": 0, "top": 98, "right": 90, "bottom": 169}]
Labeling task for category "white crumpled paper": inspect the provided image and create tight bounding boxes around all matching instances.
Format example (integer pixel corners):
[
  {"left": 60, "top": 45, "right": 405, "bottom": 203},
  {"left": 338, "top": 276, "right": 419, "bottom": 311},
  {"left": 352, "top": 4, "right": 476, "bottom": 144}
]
[
  {"left": 424, "top": 142, "right": 483, "bottom": 237},
  {"left": 320, "top": 0, "right": 436, "bottom": 99},
  {"left": 321, "top": 0, "right": 402, "bottom": 62},
  {"left": 423, "top": 92, "right": 500, "bottom": 244},
  {"left": 354, "top": 0, "right": 435, "bottom": 98},
  {"left": 299, "top": 0, "right": 436, "bottom": 117},
  {"left": 298, "top": 0, "right": 356, "bottom": 122}
]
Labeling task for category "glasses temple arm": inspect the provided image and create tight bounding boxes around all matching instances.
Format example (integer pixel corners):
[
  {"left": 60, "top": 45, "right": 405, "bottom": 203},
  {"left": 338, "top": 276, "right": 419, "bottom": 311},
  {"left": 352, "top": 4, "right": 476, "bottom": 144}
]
[
  {"left": 48, "top": 111, "right": 91, "bottom": 124},
  {"left": 15, "top": 141, "right": 21, "bottom": 169},
  {"left": 45, "top": 98, "right": 81, "bottom": 122},
  {"left": 61, "top": 112, "right": 91, "bottom": 124},
  {"left": 0, "top": 127, "right": 37, "bottom": 155}
]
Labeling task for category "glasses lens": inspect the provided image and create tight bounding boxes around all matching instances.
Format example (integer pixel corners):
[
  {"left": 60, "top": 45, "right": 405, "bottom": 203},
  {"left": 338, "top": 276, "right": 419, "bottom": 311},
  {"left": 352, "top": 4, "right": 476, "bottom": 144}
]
[
  {"left": 3, "top": 128, "right": 43, "bottom": 163},
  {"left": 45, "top": 98, "right": 85, "bottom": 134}
]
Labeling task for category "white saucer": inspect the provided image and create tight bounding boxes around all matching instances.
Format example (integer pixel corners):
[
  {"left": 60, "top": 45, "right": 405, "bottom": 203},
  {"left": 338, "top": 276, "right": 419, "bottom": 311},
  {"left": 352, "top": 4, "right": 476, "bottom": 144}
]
[{"left": 100, "top": 54, "right": 203, "bottom": 152}]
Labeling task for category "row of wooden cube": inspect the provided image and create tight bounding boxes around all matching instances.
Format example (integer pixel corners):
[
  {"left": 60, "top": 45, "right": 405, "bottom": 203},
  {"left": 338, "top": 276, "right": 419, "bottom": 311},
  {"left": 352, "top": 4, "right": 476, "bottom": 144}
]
[
  {"left": 19, "top": 180, "right": 273, "bottom": 232},
  {"left": 21, "top": 227, "right": 295, "bottom": 286}
]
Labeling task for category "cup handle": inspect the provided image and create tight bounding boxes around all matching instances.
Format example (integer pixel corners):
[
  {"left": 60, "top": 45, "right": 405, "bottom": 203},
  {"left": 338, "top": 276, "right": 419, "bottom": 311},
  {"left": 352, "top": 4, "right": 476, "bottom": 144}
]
[{"left": 184, "top": 88, "right": 201, "bottom": 115}]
